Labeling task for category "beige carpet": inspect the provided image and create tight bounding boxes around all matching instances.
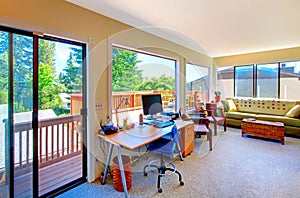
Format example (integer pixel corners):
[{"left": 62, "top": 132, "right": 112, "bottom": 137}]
[{"left": 58, "top": 127, "right": 300, "bottom": 198}]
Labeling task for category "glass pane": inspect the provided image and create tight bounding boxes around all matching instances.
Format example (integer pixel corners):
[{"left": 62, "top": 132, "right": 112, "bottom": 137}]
[
  {"left": 257, "top": 63, "right": 278, "bottom": 98},
  {"left": 111, "top": 47, "right": 176, "bottom": 126},
  {"left": 13, "top": 33, "right": 34, "bottom": 197},
  {"left": 186, "top": 63, "right": 209, "bottom": 109},
  {"left": 280, "top": 62, "right": 300, "bottom": 100},
  {"left": 0, "top": 31, "right": 9, "bottom": 198},
  {"left": 38, "top": 39, "right": 83, "bottom": 196},
  {"left": 217, "top": 66, "right": 234, "bottom": 99},
  {"left": 235, "top": 66, "right": 253, "bottom": 97}
]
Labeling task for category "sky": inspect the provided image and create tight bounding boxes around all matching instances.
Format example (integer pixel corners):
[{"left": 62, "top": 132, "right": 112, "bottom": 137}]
[
  {"left": 54, "top": 42, "right": 74, "bottom": 76},
  {"left": 136, "top": 53, "right": 175, "bottom": 79}
]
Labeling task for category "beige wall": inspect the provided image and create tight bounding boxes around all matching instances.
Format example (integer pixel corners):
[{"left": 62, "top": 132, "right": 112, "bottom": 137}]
[
  {"left": 1, "top": 0, "right": 213, "bottom": 182},
  {"left": 213, "top": 47, "right": 300, "bottom": 67}
]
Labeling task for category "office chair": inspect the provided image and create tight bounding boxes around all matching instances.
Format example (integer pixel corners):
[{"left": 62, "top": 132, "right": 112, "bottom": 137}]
[{"left": 143, "top": 124, "right": 184, "bottom": 193}]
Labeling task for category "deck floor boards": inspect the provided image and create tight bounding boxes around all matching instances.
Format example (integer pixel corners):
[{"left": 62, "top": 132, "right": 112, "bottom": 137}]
[{"left": 14, "top": 154, "right": 82, "bottom": 197}]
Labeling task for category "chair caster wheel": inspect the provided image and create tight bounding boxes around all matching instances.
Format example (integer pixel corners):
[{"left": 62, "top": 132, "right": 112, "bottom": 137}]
[
  {"left": 180, "top": 181, "right": 184, "bottom": 186},
  {"left": 144, "top": 172, "right": 148, "bottom": 176},
  {"left": 158, "top": 188, "right": 162, "bottom": 193},
  {"left": 101, "top": 182, "right": 106, "bottom": 185}
]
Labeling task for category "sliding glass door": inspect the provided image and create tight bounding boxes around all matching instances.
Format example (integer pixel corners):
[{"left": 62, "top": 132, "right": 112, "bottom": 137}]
[
  {"left": 0, "top": 26, "right": 87, "bottom": 198},
  {"left": 0, "top": 30, "right": 10, "bottom": 198},
  {"left": 37, "top": 38, "right": 86, "bottom": 197}
]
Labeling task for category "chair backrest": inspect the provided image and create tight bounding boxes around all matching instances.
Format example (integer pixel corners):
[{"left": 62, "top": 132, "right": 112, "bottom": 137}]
[{"left": 170, "top": 124, "right": 180, "bottom": 144}]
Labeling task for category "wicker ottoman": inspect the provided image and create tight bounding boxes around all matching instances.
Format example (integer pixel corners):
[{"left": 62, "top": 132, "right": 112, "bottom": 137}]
[{"left": 241, "top": 118, "right": 285, "bottom": 145}]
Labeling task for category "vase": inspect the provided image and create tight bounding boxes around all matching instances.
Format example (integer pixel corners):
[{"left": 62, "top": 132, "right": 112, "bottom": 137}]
[{"left": 215, "top": 96, "right": 221, "bottom": 103}]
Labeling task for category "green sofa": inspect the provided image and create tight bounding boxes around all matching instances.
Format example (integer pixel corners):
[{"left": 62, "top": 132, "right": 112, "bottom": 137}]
[{"left": 223, "top": 97, "right": 300, "bottom": 138}]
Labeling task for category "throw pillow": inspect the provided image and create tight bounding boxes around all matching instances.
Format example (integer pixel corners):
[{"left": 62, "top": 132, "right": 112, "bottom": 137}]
[
  {"left": 227, "top": 99, "right": 237, "bottom": 112},
  {"left": 285, "top": 105, "right": 300, "bottom": 118},
  {"left": 221, "top": 100, "right": 229, "bottom": 112}
]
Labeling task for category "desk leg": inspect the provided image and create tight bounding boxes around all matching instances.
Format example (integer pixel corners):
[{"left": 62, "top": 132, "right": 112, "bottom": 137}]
[
  {"left": 101, "top": 143, "right": 114, "bottom": 185},
  {"left": 116, "top": 145, "right": 128, "bottom": 198}
]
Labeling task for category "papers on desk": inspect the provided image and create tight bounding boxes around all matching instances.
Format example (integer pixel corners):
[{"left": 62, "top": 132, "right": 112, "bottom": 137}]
[{"left": 125, "top": 125, "right": 159, "bottom": 138}]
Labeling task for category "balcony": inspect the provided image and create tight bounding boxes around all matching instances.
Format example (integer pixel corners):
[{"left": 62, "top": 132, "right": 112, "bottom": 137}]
[{"left": 2, "top": 114, "right": 82, "bottom": 197}]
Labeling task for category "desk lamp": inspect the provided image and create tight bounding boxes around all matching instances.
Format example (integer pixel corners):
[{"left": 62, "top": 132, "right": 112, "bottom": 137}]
[{"left": 115, "top": 97, "right": 130, "bottom": 128}]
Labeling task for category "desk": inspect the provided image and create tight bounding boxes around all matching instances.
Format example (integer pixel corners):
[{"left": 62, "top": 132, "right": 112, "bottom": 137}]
[{"left": 97, "top": 119, "right": 191, "bottom": 197}]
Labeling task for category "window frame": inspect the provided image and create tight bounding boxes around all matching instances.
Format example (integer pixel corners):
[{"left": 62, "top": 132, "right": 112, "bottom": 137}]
[
  {"left": 108, "top": 43, "right": 180, "bottom": 118},
  {"left": 185, "top": 62, "right": 210, "bottom": 110}
]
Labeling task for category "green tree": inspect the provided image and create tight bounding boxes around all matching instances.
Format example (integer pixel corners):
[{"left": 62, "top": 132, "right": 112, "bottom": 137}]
[
  {"left": 112, "top": 48, "right": 142, "bottom": 91},
  {"left": 70, "top": 46, "right": 83, "bottom": 65},
  {"left": 59, "top": 52, "right": 81, "bottom": 92},
  {"left": 37, "top": 39, "right": 67, "bottom": 111},
  {"left": 13, "top": 34, "right": 33, "bottom": 112},
  {"left": 137, "top": 75, "right": 175, "bottom": 91},
  {"left": 38, "top": 63, "right": 66, "bottom": 110},
  {"left": 0, "top": 32, "right": 9, "bottom": 104},
  {"left": 39, "top": 39, "right": 56, "bottom": 67}
]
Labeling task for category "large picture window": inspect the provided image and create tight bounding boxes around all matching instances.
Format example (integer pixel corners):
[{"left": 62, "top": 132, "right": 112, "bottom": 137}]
[
  {"left": 218, "top": 61, "right": 300, "bottom": 100},
  {"left": 280, "top": 61, "right": 300, "bottom": 100},
  {"left": 256, "top": 63, "right": 278, "bottom": 98},
  {"left": 217, "top": 66, "right": 234, "bottom": 99},
  {"left": 234, "top": 65, "right": 254, "bottom": 97},
  {"left": 111, "top": 47, "right": 176, "bottom": 125},
  {"left": 185, "top": 63, "right": 209, "bottom": 109}
]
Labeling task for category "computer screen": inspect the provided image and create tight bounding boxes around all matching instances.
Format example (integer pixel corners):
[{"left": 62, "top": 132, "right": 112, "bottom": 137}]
[{"left": 141, "top": 94, "right": 163, "bottom": 116}]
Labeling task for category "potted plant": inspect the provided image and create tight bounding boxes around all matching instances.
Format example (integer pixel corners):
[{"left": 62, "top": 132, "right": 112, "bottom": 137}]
[{"left": 214, "top": 91, "right": 221, "bottom": 103}]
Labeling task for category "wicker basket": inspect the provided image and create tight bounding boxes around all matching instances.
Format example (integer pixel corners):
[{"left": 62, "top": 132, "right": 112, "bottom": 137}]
[{"left": 112, "top": 155, "right": 132, "bottom": 192}]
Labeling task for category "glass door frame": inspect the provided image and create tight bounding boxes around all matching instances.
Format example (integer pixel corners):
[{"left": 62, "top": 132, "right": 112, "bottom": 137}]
[{"left": 0, "top": 25, "right": 87, "bottom": 198}]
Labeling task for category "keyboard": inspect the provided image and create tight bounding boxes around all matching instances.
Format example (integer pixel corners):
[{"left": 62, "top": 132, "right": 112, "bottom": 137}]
[{"left": 154, "top": 120, "right": 174, "bottom": 128}]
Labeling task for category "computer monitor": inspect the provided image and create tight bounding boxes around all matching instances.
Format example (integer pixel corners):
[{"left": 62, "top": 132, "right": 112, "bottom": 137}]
[{"left": 141, "top": 94, "right": 163, "bottom": 116}]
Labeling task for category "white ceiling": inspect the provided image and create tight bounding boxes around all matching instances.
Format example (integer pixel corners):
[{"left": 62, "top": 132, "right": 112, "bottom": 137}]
[{"left": 66, "top": 0, "right": 300, "bottom": 57}]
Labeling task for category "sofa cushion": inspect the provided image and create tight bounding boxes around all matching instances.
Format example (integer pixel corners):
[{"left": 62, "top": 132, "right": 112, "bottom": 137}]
[
  {"left": 256, "top": 114, "right": 300, "bottom": 127},
  {"left": 221, "top": 100, "right": 229, "bottom": 112},
  {"left": 285, "top": 105, "right": 300, "bottom": 118},
  {"left": 227, "top": 99, "right": 237, "bottom": 112},
  {"left": 226, "top": 112, "right": 257, "bottom": 120}
]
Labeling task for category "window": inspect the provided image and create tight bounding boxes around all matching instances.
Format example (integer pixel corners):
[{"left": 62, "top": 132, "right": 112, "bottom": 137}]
[
  {"left": 217, "top": 66, "right": 234, "bottom": 99},
  {"left": 280, "top": 61, "right": 300, "bottom": 100},
  {"left": 256, "top": 63, "right": 278, "bottom": 98},
  {"left": 185, "top": 63, "right": 209, "bottom": 109},
  {"left": 218, "top": 60, "right": 300, "bottom": 100},
  {"left": 234, "top": 65, "right": 254, "bottom": 97},
  {"left": 111, "top": 47, "right": 176, "bottom": 125}
]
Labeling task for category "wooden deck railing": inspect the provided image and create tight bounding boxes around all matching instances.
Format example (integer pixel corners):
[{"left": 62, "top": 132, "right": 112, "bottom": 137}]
[
  {"left": 70, "top": 90, "right": 208, "bottom": 114},
  {"left": 3, "top": 114, "right": 82, "bottom": 176},
  {"left": 111, "top": 90, "right": 177, "bottom": 112}
]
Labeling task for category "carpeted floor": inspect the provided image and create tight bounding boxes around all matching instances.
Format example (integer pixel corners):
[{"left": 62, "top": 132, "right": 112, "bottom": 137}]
[{"left": 57, "top": 127, "right": 300, "bottom": 198}]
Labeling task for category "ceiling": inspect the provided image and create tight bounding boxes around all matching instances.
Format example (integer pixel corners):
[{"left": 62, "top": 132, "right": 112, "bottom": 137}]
[{"left": 66, "top": 0, "right": 300, "bottom": 57}]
